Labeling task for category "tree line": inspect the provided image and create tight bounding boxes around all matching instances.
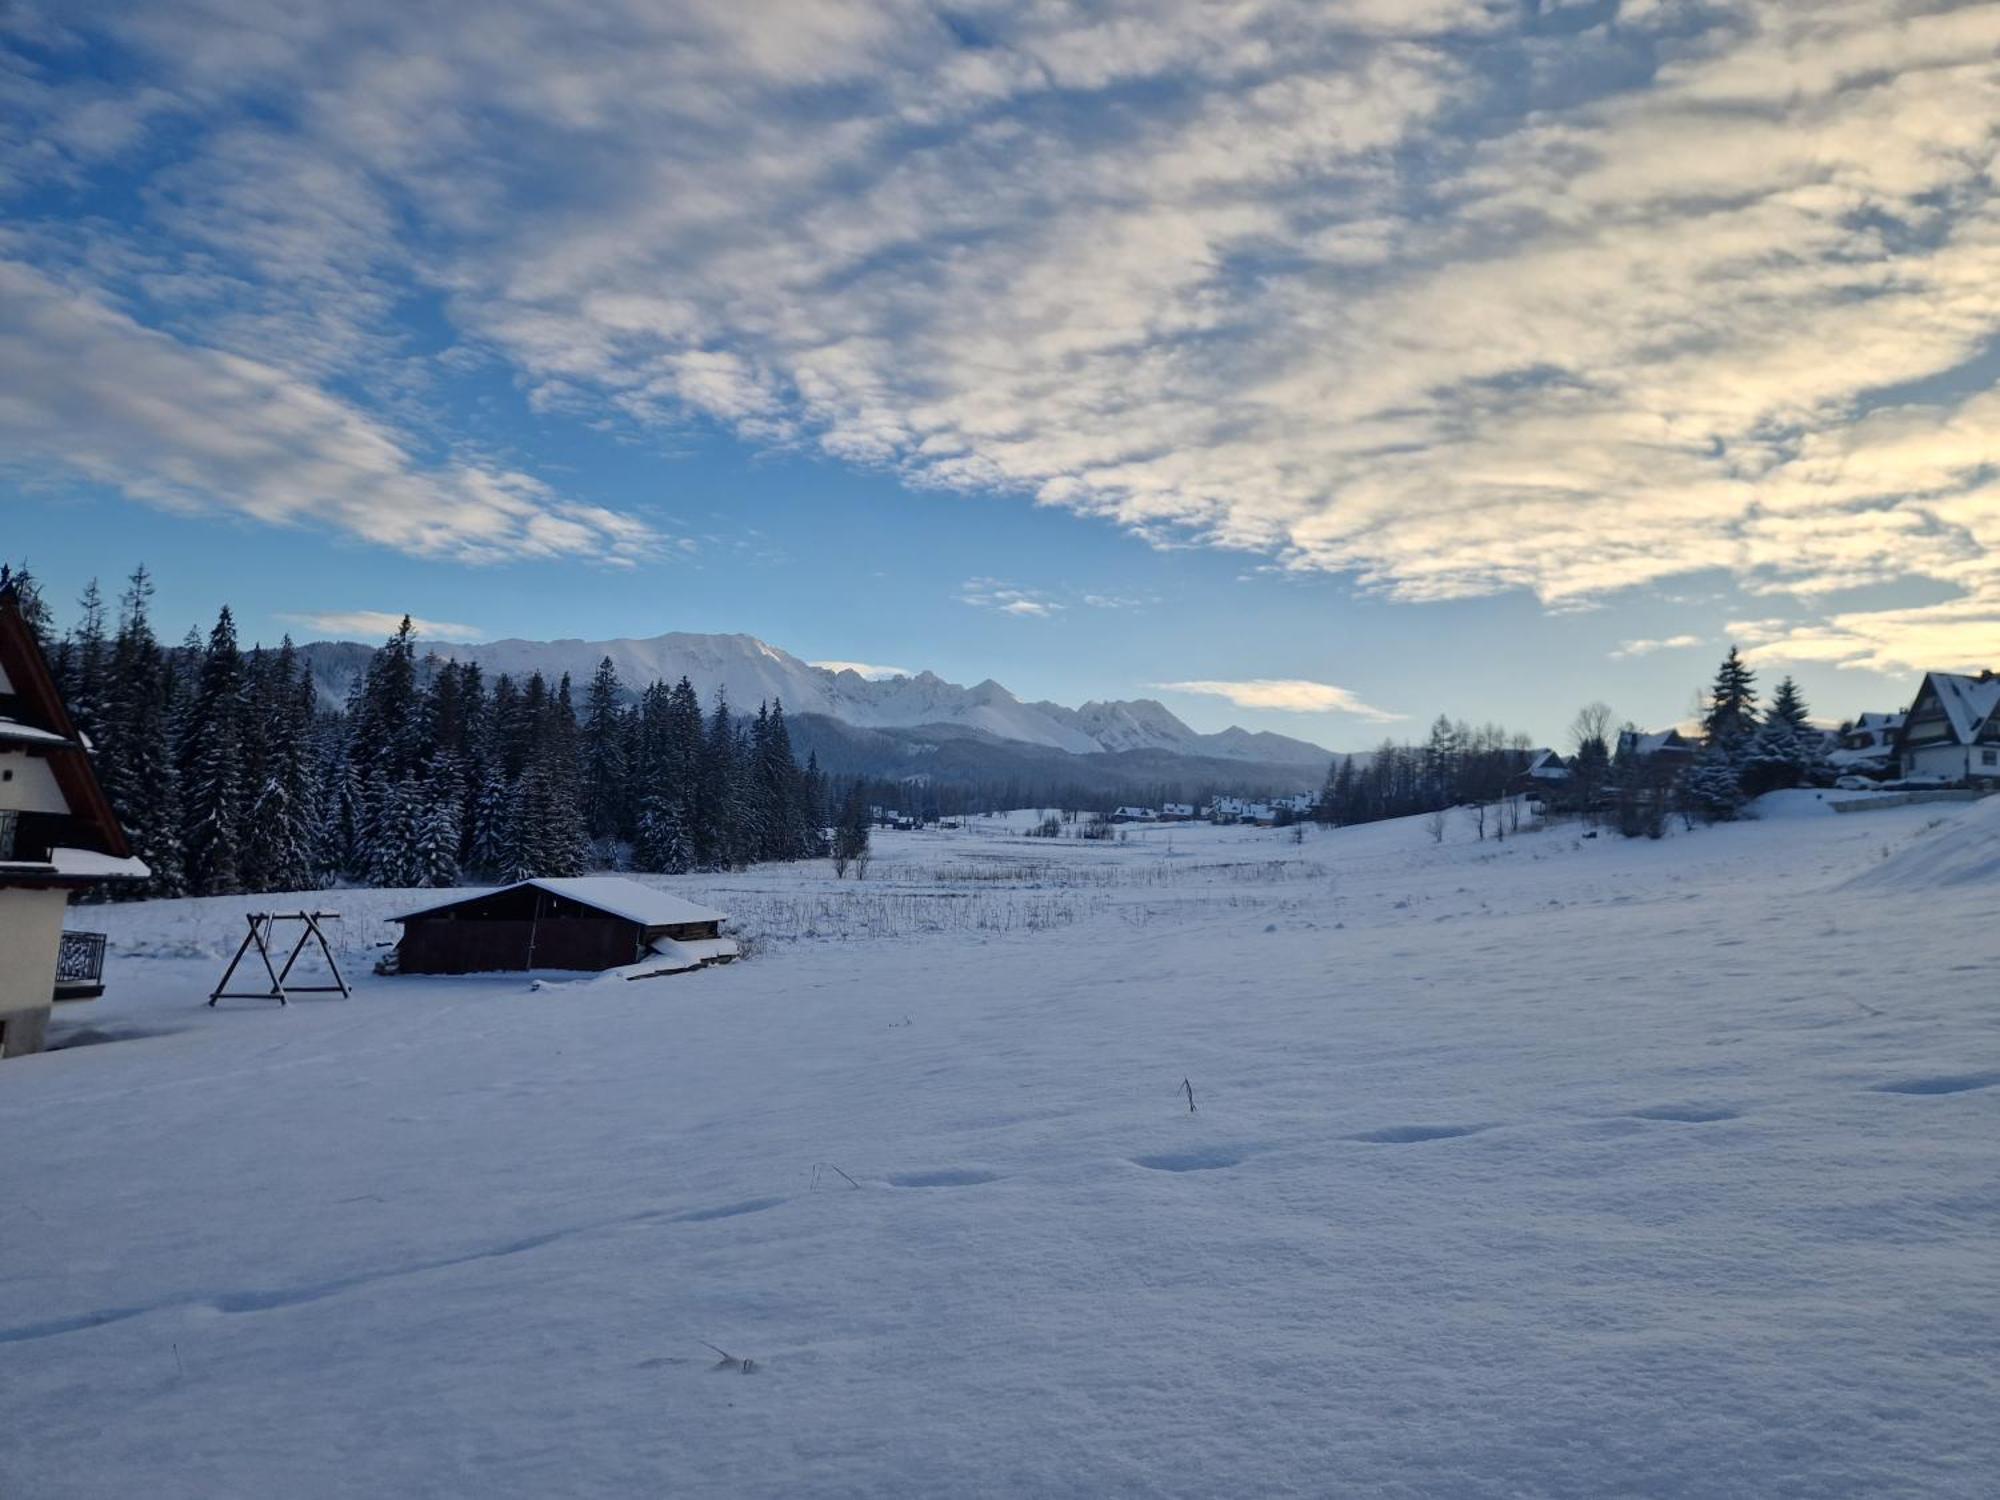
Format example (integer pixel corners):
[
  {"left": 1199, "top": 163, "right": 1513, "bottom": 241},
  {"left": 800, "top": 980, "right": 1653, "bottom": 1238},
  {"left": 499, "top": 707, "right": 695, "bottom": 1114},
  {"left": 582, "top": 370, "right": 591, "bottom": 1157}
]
[
  {"left": 17, "top": 566, "right": 865, "bottom": 899},
  {"left": 1312, "top": 718, "right": 1537, "bottom": 828}
]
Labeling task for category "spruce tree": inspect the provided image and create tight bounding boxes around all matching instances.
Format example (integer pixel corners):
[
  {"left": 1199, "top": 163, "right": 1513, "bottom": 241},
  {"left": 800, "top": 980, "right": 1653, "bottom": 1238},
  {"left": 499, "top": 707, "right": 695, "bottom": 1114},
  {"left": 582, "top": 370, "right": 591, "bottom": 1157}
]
[
  {"left": 1702, "top": 647, "right": 1759, "bottom": 749},
  {"left": 581, "top": 656, "right": 627, "bottom": 846},
  {"left": 416, "top": 754, "right": 465, "bottom": 887},
  {"left": 67, "top": 579, "right": 110, "bottom": 751},
  {"left": 1767, "top": 676, "right": 1809, "bottom": 731},
  {"left": 180, "top": 607, "right": 249, "bottom": 895},
  {"left": 100, "top": 567, "right": 186, "bottom": 898},
  {"left": 242, "top": 639, "right": 319, "bottom": 891},
  {"left": 1684, "top": 745, "right": 1745, "bottom": 822}
]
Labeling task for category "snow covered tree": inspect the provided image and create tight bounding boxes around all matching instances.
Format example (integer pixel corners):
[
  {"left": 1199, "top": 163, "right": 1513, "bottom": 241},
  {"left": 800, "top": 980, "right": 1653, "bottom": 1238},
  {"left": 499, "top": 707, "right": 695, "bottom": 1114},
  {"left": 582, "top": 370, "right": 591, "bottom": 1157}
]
[
  {"left": 1739, "top": 677, "right": 1825, "bottom": 797},
  {"left": 65, "top": 579, "right": 110, "bottom": 752},
  {"left": 367, "top": 776, "right": 427, "bottom": 888},
  {"left": 241, "top": 639, "right": 320, "bottom": 892},
  {"left": 96, "top": 567, "right": 186, "bottom": 898},
  {"left": 415, "top": 755, "right": 465, "bottom": 887},
  {"left": 1766, "top": 676, "right": 1810, "bottom": 732},
  {"left": 0, "top": 562, "right": 53, "bottom": 642},
  {"left": 580, "top": 656, "right": 628, "bottom": 847},
  {"left": 1701, "top": 647, "right": 1759, "bottom": 750},
  {"left": 180, "top": 607, "right": 248, "bottom": 895},
  {"left": 1682, "top": 745, "right": 1745, "bottom": 822}
]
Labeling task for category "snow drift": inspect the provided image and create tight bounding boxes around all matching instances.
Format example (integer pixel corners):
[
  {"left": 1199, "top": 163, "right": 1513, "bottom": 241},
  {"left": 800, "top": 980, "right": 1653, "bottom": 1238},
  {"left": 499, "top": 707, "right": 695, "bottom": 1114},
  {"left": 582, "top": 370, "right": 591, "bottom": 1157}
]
[{"left": 1845, "top": 791, "right": 2000, "bottom": 891}]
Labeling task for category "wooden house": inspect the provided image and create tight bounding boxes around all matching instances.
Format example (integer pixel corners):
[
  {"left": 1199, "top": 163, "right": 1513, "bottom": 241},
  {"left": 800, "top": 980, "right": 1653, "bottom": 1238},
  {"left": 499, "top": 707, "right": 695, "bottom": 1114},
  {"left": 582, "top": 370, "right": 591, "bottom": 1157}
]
[
  {"left": 390, "top": 876, "right": 735, "bottom": 976},
  {"left": 0, "top": 583, "right": 149, "bottom": 1058},
  {"left": 1894, "top": 671, "right": 2000, "bottom": 785}
]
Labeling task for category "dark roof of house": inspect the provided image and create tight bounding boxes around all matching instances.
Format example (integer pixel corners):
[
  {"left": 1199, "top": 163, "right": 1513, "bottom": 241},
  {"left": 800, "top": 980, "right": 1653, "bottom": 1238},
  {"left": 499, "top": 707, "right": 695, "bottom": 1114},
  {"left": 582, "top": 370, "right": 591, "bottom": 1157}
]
[{"left": 0, "top": 584, "right": 139, "bottom": 869}]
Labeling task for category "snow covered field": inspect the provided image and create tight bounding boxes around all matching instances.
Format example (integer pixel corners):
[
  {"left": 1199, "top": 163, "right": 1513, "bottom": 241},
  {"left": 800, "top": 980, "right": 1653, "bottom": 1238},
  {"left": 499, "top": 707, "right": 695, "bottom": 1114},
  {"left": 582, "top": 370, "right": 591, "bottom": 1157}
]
[{"left": 6, "top": 795, "right": 1998, "bottom": 1498}]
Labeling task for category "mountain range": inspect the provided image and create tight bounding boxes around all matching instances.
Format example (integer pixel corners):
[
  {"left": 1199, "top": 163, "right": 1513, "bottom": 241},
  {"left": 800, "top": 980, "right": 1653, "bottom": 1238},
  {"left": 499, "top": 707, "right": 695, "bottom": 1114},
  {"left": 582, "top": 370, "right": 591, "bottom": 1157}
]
[
  {"left": 297, "top": 630, "right": 1335, "bottom": 776},
  {"left": 294, "top": 629, "right": 1336, "bottom": 800}
]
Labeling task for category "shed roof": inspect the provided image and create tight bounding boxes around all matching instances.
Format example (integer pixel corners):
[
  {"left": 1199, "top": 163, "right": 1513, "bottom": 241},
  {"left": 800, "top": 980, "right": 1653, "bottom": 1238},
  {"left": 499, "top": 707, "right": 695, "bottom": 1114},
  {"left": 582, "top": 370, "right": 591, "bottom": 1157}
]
[{"left": 393, "top": 876, "right": 727, "bottom": 928}]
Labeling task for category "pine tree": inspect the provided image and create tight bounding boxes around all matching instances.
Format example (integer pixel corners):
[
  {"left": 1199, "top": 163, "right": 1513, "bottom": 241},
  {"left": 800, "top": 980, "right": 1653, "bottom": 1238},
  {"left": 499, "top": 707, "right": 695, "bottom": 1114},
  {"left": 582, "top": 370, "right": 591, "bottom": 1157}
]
[
  {"left": 367, "top": 777, "right": 427, "bottom": 887},
  {"left": 415, "top": 754, "right": 465, "bottom": 887},
  {"left": 98, "top": 567, "right": 186, "bottom": 898},
  {"left": 180, "top": 607, "right": 249, "bottom": 895},
  {"left": 1702, "top": 647, "right": 1759, "bottom": 749},
  {"left": 580, "top": 656, "right": 627, "bottom": 847},
  {"left": 67, "top": 579, "right": 110, "bottom": 751},
  {"left": 1683, "top": 745, "right": 1745, "bottom": 822},
  {"left": 1766, "top": 676, "right": 1810, "bottom": 732},
  {"left": 471, "top": 767, "right": 512, "bottom": 876},
  {"left": 1740, "top": 677, "right": 1823, "bottom": 797},
  {"left": 241, "top": 639, "right": 320, "bottom": 891},
  {"left": 0, "top": 562, "right": 53, "bottom": 642}
]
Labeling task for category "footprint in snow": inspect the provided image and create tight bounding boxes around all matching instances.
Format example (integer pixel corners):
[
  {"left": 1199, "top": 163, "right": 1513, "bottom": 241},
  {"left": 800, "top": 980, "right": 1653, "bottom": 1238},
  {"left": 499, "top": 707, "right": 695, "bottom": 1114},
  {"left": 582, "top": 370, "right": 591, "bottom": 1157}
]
[
  {"left": 672, "top": 1197, "right": 787, "bottom": 1223},
  {"left": 1869, "top": 1073, "right": 2000, "bottom": 1096},
  {"left": 1347, "top": 1124, "right": 1490, "bottom": 1144},
  {"left": 885, "top": 1169, "right": 1000, "bottom": 1188},
  {"left": 1130, "top": 1148, "right": 1249, "bottom": 1173}
]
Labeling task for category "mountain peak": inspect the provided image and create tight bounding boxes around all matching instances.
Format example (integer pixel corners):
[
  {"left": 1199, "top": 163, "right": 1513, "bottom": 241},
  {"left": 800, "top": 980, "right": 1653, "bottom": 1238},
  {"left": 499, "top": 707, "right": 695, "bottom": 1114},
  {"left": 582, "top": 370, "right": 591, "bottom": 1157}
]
[{"left": 296, "top": 628, "right": 1332, "bottom": 766}]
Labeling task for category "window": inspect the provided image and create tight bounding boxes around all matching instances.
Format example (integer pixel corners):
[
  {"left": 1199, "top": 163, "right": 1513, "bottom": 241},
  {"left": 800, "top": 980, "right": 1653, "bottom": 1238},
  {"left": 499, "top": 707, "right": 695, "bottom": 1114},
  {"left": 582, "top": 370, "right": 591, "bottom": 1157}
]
[
  {"left": 0, "top": 808, "right": 15, "bottom": 860},
  {"left": 1983, "top": 749, "right": 1997, "bottom": 767}
]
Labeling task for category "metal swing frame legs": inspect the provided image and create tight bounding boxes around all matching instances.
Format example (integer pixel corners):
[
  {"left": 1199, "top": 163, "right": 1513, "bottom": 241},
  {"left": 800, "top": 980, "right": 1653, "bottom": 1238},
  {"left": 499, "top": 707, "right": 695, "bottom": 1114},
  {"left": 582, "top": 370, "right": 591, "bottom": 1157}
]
[{"left": 208, "top": 912, "right": 351, "bottom": 1006}]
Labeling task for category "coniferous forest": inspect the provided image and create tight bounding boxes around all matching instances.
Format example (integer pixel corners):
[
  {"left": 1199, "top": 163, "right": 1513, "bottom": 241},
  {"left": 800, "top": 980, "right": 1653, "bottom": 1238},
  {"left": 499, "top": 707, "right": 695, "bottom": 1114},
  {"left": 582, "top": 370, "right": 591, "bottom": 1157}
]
[{"left": 15, "top": 567, "right": 832, "bottom": 899}]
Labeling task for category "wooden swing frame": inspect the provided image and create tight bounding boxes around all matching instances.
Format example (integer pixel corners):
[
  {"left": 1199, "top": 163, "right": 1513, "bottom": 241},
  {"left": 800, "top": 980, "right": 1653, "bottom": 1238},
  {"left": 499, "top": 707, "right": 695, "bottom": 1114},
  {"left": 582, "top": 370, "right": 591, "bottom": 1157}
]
[{"left": 208, "top": 911, "right": 351, "bottom": 1006}]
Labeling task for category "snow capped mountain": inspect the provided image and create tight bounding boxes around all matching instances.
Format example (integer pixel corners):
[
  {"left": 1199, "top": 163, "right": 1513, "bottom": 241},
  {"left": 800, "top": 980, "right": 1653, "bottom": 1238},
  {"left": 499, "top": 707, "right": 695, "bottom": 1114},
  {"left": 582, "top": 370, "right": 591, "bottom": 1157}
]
[{"left": 299, "top": 629, "right": 1333, "bottom": 766}]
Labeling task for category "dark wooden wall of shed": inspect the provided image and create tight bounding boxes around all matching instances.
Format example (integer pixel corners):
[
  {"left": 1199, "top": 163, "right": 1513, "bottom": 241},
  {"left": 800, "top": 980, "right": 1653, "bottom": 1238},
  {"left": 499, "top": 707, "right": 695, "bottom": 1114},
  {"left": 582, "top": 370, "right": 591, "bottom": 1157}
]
[{"left": 396, "top": 916, "right": 644, "bottom": 974}]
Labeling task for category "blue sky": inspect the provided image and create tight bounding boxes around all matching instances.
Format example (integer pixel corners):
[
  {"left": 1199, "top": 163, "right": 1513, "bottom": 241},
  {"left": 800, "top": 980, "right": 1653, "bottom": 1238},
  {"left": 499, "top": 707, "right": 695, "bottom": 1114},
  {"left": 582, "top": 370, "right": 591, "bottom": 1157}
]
[{"left": 6, "top": 1, "right": 1999, "bottom": 750}]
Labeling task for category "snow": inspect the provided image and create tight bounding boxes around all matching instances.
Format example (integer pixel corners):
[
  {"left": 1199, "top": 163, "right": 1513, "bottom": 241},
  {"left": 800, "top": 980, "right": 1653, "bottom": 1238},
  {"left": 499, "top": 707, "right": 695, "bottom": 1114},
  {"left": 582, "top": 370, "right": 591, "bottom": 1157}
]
[
  {"left": 1846, "top": 790, "right": 2000, "bottom": 891},
  {"left": 6, "top": 804, "right": 1999, "bottom": 1497},
  {"left": 0, "top": 716, "right": 76, "bottom": 747},
  {"left": 49, "top": 846, "right": 152, "bottom": 880},
  {"left": 393, "top": 876, "right": 727, "bottom": 930}
]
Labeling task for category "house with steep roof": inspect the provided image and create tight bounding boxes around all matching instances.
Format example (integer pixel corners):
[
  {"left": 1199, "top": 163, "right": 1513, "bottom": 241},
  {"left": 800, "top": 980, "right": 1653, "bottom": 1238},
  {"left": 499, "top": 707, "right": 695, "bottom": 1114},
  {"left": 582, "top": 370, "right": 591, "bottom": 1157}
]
[
  {"left": 1894, "top": 672, "right": 2000, "bottom": 785},
  {"left": 0, "top": 582, "right": 150, "bottom": 1057},
  {"left": 1614, "top": 727, "right": 1700, "bottom": 765}
]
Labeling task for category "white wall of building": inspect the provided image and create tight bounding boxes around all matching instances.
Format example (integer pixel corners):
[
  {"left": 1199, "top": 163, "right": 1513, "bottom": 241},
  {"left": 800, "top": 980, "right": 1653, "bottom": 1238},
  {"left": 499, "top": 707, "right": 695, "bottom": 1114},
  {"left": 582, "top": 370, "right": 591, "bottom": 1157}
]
[
  {"left": 0, "top": 887, "right": 70, "bottom": 1040},
  {"left": 1902, "top": 743, "right": 1998, "bottom": 781},
  {"left": 1, "top": 749, "right": 69, "bottom": 815}
]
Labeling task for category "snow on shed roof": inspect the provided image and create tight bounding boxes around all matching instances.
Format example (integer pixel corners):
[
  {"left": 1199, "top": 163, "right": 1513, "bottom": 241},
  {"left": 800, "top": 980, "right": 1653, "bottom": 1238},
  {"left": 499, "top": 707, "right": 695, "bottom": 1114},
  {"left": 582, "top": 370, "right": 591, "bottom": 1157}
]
[
  {"left": 394, "top": 876, "right": 727, "bottom": 927},
  {"left": 1920, "top": 672, "right": 2000, "bottom": 744}
]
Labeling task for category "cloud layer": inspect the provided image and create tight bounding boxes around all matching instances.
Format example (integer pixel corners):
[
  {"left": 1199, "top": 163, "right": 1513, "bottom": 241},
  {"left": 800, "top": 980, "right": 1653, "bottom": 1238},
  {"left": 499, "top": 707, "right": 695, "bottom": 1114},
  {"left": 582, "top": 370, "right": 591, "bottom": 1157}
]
[
  {"left": 7, "top": 1, "right": 2000, "bottom": 666},
  {"left": 1159, "top": 679, "right": 1402, "bottom": 721},
  {"left": 812, "top": 659, "right": 916, "bottom": 680},
  {"left": 281, "top": 610, "right": 488, "bottom": 643}
]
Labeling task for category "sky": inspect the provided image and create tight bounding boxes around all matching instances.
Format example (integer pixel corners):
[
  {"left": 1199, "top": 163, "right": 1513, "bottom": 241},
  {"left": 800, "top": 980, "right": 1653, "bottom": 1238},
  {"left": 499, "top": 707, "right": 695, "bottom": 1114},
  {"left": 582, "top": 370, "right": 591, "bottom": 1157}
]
[{"left": 4, "top": 0, "right": 1999, "bottom": 751}]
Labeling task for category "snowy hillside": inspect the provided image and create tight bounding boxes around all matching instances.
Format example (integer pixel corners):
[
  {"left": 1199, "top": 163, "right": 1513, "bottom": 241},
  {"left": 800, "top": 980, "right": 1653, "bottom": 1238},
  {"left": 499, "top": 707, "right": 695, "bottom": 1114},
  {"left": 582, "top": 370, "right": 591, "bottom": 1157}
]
[
  {"left": 297, "top": 631, "right": 1334, "bottom": 766},
  {"left": 6, "top": 792, "right": 1999, "bottom": 1497}
]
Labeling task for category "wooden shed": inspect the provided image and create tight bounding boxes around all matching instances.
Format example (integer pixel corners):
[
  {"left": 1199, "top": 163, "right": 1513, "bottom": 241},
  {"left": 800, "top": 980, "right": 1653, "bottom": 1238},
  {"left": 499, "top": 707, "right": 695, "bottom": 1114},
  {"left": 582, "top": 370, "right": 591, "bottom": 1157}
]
[{"left": 390, "top": 877, "right": 733, "bottom": 976}]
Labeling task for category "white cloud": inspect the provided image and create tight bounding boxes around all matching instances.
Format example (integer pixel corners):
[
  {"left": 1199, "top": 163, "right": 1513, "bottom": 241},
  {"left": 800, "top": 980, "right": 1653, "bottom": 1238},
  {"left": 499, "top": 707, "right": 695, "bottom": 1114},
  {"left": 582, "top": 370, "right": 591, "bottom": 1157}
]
[
  {"left": 1157, "top": 678, "right": 1403, "bottom": 721},
  {"left": 959, "top": 578, "right": 1061, "bottom": 618},
  {"left": 811, "top": 659, "right": 914, "bottom": 680},
  {"left": 1609, "top": 635, "right": 1704, "bottom": 660},
  {"left": 12, "top": 0, "right": 2000, "bottom": 669},
  {"left": 282, "top": 610, "right": 486, "bottom": 643},
  {"left": 0, "top": 259, "right": 662, "bottom": 565}
]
